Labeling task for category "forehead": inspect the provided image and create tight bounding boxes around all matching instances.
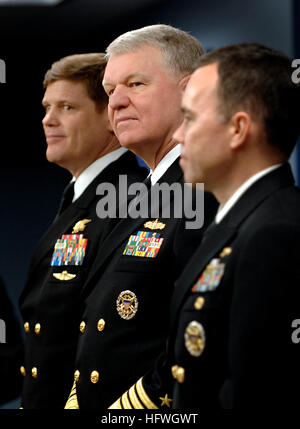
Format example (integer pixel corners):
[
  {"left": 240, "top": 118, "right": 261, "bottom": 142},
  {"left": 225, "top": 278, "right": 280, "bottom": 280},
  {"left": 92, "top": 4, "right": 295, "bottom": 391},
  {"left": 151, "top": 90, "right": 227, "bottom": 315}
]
[
  {"left": 42, "top": 79, "right": 89, "bottom": 102},
  {"left": 103, "top": 45, "right": 170, "bottom": 84},
  {"left": 183, "top": 63, "right": 219, "bottom": 109}
]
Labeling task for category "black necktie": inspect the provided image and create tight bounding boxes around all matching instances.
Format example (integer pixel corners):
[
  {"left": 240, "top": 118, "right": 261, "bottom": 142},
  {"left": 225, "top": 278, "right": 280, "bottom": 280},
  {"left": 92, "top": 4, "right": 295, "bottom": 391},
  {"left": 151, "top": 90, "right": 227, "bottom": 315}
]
[{"left": 56, "top": 181, "right": 75, "bottom": 218}]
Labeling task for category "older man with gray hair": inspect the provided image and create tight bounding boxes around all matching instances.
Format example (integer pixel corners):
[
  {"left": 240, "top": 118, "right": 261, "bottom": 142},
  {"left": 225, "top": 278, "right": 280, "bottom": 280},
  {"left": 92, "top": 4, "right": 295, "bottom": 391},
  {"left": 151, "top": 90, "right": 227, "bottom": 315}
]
[{"left": 65, "top": 24, "right": 217, "bottom": 410}]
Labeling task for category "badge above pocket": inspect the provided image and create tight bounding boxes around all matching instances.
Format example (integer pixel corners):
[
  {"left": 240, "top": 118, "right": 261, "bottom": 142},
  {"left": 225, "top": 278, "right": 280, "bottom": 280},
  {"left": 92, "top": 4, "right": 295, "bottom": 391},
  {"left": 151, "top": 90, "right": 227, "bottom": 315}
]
[{"left": 52, "top": 270, "right": 77, "bottom": 281}]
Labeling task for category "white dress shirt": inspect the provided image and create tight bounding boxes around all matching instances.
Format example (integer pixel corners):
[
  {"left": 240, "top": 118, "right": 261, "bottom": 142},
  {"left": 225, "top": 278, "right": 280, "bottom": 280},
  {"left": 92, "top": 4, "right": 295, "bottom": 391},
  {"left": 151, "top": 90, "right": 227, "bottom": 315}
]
[
  {"left": 149, "top": 144, "right": 181, "bottom": 185},
  {"left": 71, "top": 147, "right": 128, "bottom": 202}
]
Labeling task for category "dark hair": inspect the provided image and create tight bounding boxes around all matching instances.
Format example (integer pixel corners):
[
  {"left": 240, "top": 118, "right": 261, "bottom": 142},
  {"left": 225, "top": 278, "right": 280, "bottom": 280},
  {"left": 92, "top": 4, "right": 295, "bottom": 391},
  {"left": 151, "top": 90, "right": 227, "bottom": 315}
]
[
  {"left": 196, "top": 43, "right": 300, "bottom": 157},
  {"left": 43, "top": 53, "right": 108, "bottom": 110}
]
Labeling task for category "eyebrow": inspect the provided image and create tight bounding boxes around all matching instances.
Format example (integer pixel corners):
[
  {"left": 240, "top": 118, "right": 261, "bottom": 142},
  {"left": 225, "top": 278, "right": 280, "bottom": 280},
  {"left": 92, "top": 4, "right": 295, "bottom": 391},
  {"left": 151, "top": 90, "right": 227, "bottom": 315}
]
[
  {"left": 103, "top": 72, "right": 150, "bottom": 88},
  {"left": 41, "top": 99, "right": 72, "bottom": 106}
]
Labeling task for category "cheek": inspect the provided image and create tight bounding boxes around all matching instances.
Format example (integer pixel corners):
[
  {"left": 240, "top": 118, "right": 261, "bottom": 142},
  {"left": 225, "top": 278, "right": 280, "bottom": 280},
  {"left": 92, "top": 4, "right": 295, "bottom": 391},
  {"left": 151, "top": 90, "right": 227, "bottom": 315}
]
[
  {"left": 185, "top": 125, "right": 201, "bottom": 152},
  {"left": 108, "top": 107, "right": 114, "bottom": 123}
]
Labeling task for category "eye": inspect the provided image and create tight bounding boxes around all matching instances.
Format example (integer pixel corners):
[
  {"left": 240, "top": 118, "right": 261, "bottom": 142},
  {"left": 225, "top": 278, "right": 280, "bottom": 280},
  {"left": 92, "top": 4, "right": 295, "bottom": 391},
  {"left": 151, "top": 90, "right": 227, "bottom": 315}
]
[
  {"left": 107, "top": 88, "right": 115, "bottom": 96},
  {"left": 183, "top": 115, "right": 193, "bottom": 128},
  {"left": 63, "top": 105, "right": 71, "bottom": 111},
  {"left": 129, "top": 81, "right": 143, "bottom": 88}
]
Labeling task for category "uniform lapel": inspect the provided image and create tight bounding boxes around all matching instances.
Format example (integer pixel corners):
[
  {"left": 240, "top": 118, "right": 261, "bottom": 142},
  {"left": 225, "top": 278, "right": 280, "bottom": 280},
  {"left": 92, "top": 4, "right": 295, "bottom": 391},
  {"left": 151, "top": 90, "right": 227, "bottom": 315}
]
[
  {"left": 169, "top": 163, "right": 295, "bottom": 326},
  {"left": 169, "top": 222, "right": 236, "bottom": 324},
  {"left": 26, "top": 202, "right": 86, "bottom": 278},
  {"left": 27, "top": 152, "right": 141, "bottom": 278},
  {"left": 81, "top": 159, "right": 183, "bottom": 293}
]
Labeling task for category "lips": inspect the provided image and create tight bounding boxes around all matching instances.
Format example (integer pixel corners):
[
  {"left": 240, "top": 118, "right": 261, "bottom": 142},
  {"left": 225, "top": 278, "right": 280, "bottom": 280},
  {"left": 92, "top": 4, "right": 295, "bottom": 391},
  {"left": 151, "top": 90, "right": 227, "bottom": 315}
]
[
  {"left": 114, "top": 117, "right": 137, "bottom": 128},
  {"left": 45, "top": 135, "right": 65, "bottom": 142}
]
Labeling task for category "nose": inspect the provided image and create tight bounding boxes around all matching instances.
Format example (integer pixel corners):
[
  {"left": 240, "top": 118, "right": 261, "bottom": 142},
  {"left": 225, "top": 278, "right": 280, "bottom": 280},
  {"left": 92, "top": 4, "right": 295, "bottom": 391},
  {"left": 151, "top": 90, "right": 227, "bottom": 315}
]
[
  {"left": 108, "top": 85, "right": 130, "bottom": 111},
  {"left": 173, "top": 121, "right": 185, "bottom": 145},
  {"left": 42, "top": 107, "right": 59, "bottom": 127}
]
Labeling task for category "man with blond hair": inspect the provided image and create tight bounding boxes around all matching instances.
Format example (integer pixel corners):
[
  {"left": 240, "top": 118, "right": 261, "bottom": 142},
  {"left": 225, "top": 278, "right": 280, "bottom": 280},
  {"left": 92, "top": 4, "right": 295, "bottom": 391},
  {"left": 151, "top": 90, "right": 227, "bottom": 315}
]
[{"left": 19, "top": 53, "right": 145, "bottom": 408}]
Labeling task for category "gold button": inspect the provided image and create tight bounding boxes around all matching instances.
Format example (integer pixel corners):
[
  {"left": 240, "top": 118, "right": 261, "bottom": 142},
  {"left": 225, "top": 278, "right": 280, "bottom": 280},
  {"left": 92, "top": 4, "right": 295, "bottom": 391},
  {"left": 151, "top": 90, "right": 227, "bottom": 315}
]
[
  {"left": 171, "top": 365, "right": 185, "bottom": 383},
  {"left": 97, "top": 319, "right": 105, "bottom": 332},
  {"left": 34, "top": 323, "right": 41, "bottom": 335},
  {"left": 24, "top": 322, "right": 30, "bottom": 333},
  {"left": 31, "top": 367, "right": 38, "bottom": 379},
  {"left": 171, "top": 365, "right": 178, "bottom": 379},
  {"left": 79, "top": 321, "right": 86, "bottom": 333},
  {"left": 194, "top": 296, "right": 205, "bottom": 310},
  {"left": 20, "top": 366, "right": 26, "bottom": 377},
  {"left": 74, "top": 370, "right": 80, "bottom": 382},
  {"left": 176, "top": 367, "right": 185, "bottom": 383},
  {"left": 90, "top": 370, "right": 99, "bottom": 384}
]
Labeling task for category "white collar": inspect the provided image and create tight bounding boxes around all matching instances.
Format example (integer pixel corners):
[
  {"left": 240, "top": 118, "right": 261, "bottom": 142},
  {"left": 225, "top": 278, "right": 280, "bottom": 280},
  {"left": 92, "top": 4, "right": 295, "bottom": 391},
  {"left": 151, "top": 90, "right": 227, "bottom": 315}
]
[
  {"left": 215, "top": 164, "right": 282, "bottom": 224},
  {"left": 149, "top": 144, "right": 181, "bottom": 185},
  {"left": 72, "top": 147, "right": 128, "bottom": 201}
]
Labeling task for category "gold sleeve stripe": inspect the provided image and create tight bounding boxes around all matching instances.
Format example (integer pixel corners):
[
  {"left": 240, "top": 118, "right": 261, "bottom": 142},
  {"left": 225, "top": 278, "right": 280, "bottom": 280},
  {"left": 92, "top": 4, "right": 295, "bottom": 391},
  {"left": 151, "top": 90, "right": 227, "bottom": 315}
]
[
  {"left": 109, "top": 398, "right": 123, "bottom": 409},
  {"left": 128, "top": 384, "right": 144, "bottom": 409},
  {"left": 121, "top": 390, "right": 133, "bottom": 409},
  {"left": 136, "top": 377, "right": 158, "bottom": 409},
  {"left": 64, "top": 381, "right": 79, "bottom": 409}
]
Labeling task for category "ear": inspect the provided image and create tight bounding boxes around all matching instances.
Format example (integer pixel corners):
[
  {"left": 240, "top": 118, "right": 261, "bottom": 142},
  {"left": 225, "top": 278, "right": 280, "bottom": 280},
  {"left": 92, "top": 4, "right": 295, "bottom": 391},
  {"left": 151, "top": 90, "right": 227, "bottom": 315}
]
[
  {"left": 229, "top": 112, "right": 251, "bottom": 150},
  {"left": 179, "top": 75, "right": 190, "bottom": 91}
]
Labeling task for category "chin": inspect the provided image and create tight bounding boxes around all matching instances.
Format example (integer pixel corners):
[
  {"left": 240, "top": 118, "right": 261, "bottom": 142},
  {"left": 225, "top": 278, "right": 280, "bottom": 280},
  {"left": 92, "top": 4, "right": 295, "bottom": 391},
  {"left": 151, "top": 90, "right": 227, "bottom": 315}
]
[
  {"left": 117, "top": 137, "right": 144, "bottom": 155},
  {"left": 184, "top": 171, "right": 202, "bottom": 187},
  {"left": 46, "top": 149, "right": 64, "bottom": 166}
]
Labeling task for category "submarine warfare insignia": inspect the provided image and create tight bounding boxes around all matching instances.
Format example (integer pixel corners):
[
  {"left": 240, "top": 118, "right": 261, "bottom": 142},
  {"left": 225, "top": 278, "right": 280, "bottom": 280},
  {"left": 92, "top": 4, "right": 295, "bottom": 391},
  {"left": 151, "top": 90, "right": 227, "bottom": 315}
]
[
  {"left": 191, "top": 258, "right": 225, "bottom": 293},
  {"left": 144, "top": 219, "right": 166, "bottom": 230},
  {"left": 72, "top": 219, "right": 92, "bottom": 234},
  {"left": 53, "top": 270, "right": 77, "bottom": 281},
  {"left": 51, "top": 234, "right": 88, "bottom": 266},
  {"left": 116, "top": 290, "right": 138, "bottom": 320},
  {"left": 184, "top": 321, "right": 206, "bottom": 357},
  {"left": 123, "top": 231, "right": 164, "bottom": 258}
]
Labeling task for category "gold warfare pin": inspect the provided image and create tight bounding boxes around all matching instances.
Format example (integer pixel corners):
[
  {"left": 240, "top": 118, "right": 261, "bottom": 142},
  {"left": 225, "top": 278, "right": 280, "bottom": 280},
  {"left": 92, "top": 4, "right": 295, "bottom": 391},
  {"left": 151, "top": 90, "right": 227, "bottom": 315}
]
[
  {"left": 53, "top": 270, "right": 76, "bottom": 281},
  {"left": 219, "top": 247, "right": 232, "bottom": 258},
  {"left": 72, "top": 219, "right": 92, "bottom": 234},
  {"left": 144, "top": 219, "right": 166, "bottom": 230}
]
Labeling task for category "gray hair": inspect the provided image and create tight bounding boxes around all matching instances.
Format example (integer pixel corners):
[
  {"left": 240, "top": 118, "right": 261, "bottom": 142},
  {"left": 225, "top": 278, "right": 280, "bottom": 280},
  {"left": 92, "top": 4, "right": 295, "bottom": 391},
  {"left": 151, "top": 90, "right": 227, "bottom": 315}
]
[{"left": 105, "top": 24, "right": 205, "bottom": 78}]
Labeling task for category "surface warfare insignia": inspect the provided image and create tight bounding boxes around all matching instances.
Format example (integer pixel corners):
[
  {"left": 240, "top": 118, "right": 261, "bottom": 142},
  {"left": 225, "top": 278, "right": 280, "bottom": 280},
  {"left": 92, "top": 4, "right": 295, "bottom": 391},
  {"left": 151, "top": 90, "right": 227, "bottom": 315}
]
[
  {"left": 191, "top": 258, "right": 225, "bottom": 293},
  {"left": 144, "top": 219, "right": 166, "bottom": 230},
  {"left": 116, "top": 290, "right": 138, "bottom": 320},
  {"left": 53, "top": 270, "right": 76, "bottom": 281},
  {"left": 72, "top": 219, "right": 92, "bottom": 234},
  {"left": 185, "top": 321, "right": 206, "bottom": 357},
  {"left": 51, "top": 234, "right": 88, "bottom": 266},
  {"left": 123, "top": 231, "right": 164, "bottom": 258}
]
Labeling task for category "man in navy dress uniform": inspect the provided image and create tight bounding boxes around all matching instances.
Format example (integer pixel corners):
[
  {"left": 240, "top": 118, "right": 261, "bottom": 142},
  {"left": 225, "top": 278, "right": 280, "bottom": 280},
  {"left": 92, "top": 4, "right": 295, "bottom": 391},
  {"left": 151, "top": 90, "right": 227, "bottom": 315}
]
[
  {"left": 110, "top": 42, "right": 300, "bottom": 410},
  {"left": 19, "top": 53, "right": 145, "bottom": 408},
  {"left": 65, "top": 25, "right": 217, "bottom": 409}
]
